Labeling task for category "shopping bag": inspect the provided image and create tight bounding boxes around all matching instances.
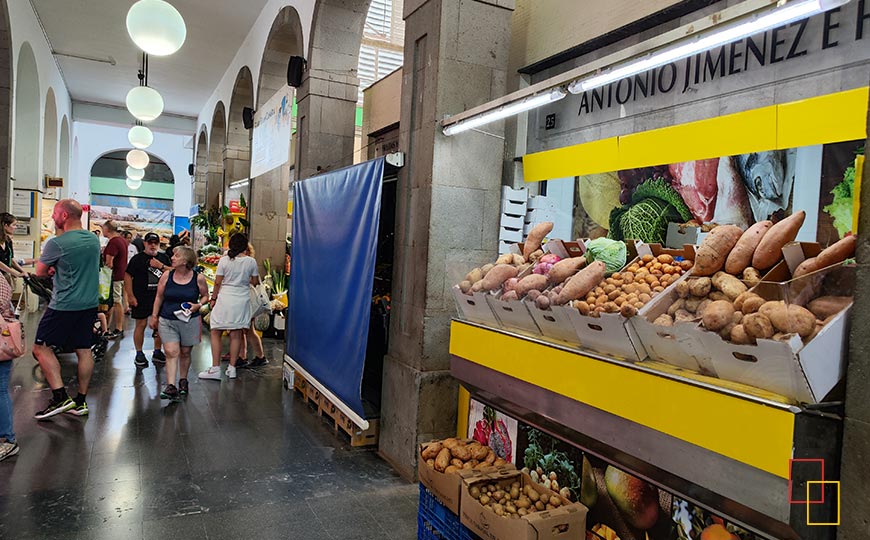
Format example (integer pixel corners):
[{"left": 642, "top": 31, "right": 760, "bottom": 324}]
[
  {"left": 0, "top": 318, "right": 24, "bottom": 361},
  {"left": 98, "top": 266, "right": 112, "bottom": 307},
  {"left": 249, "top": 283, "right": 271, "bottom": 319}
]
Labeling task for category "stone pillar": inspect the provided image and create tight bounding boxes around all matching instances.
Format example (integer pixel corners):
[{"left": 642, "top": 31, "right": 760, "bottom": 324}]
[
  {"left": 249, "top": 165, "right": 291, "bottom": 272},
  {"left": 206, "top": 164, "right": 223, "bottom": 209},
  {"left": 379, "top": 0, "right": 514, "bottom": 480},
  {"left": 838, "top": 97, "right": 870, "bottom": 539},
  {"left": 0, "top": 4, "right": 10, "bottom": 213},
  {"left": 294, "top": 68, "right": 359, "bottom": 180}
]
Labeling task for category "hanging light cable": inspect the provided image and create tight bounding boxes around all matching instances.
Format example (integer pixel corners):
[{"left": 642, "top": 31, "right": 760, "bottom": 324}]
[{"left": 127, "top": 53, "right": 164, "bottom": 122}]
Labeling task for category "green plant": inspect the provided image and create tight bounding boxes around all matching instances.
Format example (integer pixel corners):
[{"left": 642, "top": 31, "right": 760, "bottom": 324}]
[
  {"left": 264, "top": 258, "right": 287, "bottom": 294},
  {"left": 190, "top": 205, "right": 223, "bottom": 245}
]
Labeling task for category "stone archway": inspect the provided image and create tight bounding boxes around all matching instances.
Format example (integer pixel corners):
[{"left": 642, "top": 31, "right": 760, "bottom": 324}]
[
  {"left": 0, "top": 0, "right": 11, "bottom": 211},
  {"left": 206, "top": 102, "right": 226, "bottom": 208},
  {"left": 251, "top": 6, "right": 304, "bottom": 269},
  {"left": 297, "top": 0, "right": 373, "bottom": 179},
  {"left": 59, "top": 116, "right": 70, "bottom": 191},
  {"left": 43, "top": 87, "right": 58, "bottom": 177},
  {"left": 226, "top": 66, "right": 254, "bottom": 206},
  {"left": 194, "top": 128, "right": 208, "bottom": 206},
  {"left": 13, "top": 42, "right": 40, "bottom": 192}
]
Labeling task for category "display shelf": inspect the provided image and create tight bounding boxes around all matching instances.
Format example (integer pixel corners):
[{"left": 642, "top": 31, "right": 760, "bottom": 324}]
[{"left": 449, "top": 320, "right": 841, "bottom": 540}]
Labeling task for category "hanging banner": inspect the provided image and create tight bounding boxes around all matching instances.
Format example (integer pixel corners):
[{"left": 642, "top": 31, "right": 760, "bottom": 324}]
[
  {"left": 251, "top": 87, "right": 294, "bottom": 178},
  {"left": 286, "top": 158, "right": 385, "bottom": 419}
]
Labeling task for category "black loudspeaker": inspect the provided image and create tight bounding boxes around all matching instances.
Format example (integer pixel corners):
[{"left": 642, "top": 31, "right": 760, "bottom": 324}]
[
  {"left": 242, "top": 107, "right": 255, "bottom": 129},
  {"left": 287, "top": 55, "right": 306, "bottom": 87},
  {"left": 188, "top": 163, "right": 194, "bottom": 176}
]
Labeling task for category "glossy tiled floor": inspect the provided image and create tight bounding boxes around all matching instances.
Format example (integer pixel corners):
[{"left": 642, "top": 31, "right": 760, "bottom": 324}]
[{"left": 0, "top": 310, "right": 418, "bottom": 540}]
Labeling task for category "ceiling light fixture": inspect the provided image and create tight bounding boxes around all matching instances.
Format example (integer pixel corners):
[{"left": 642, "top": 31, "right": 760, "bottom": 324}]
[
  {"left": 567, "top": 0, "right": 851, "bottom": 94},
  {"left": 126, "top": 149, "right": 150, "bottom": 169},
  {"left": 126, "top": 86, "right": 164, "bottom": 122},
  {"left": 126, "top": 177, "right": 143, "bottom": 190},
  {"left": 126, "top": 0, "right": 187, "bottom": 56},
  {"left": 126, "top": 166, "right": 145, "bottom": 181},
  {"left": 128, "top": 125, "right": 154, "bottom": 149},
  {"left": 228, "top": 179, "right": 250, "bottom": 189},
  {"left": 442, "top": 88, "right": 567, "bottom": 136}
]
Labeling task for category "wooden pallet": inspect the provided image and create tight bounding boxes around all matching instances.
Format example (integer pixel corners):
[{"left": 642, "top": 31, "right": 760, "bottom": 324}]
[{"left": 290, "top": 369, "right": 379, "bottom": 447}]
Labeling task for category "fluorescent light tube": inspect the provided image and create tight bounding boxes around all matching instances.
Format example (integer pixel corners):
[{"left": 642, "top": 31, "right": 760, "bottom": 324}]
[
  {"left": 228, "top": 179, "right": 249, "bottom": 189},
  {"left": 568, "top": 0, "right": 851, "bottom": 94},
  {"left": 443, "top": 88, "right": 567, "bottom": 136}
]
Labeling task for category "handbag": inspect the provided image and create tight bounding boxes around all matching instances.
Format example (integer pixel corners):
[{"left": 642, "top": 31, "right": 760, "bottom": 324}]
[
  {"left": 0, "top": 296, "right": 24, "bottom": 361},
  {"left": 249, "top": 283, "right": 271, "bottom": 319}
]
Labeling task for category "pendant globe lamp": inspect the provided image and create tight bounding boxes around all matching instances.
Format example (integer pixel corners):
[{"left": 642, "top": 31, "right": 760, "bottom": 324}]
[
  {"left": 128, "top": 125, "right": 153, "bottom": 149},
  {"left": 126, "top": 149, "right": 150, "bottom": 169},
  {"left": 126, "top": 177, "right": 143, "bottom": 190},
  {"left": 126, "top": 166, "right": 145, "bottom": 181},
  {"left": 126, "top": 0, "right": 187, "bottom": 56},
  {"left": 126, "top": 86, "right": 164, "bottom": 122}
]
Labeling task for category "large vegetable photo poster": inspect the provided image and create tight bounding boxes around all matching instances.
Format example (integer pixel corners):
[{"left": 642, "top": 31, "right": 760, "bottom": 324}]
[
  {"left": 571, "top": 142, "right": 864, "bottom": 249},
  {"left": 466, "top": 399, "right": 518, "bottom": 463},
  {"left": 89, "top": 195, "right": 174, "bottom": 243},
  {"left": 513, "top": 424, "right": 765, "bottom": 540}
]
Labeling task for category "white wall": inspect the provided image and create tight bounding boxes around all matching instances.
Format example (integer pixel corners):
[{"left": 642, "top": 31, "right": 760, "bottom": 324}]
[
  {"left": 8, "top": 0, "right": 72, "bottom": 185},
  {"left": 72, "top": 122, "right": 192, "bottom": 217},
  {"left": 195, "top": 0, "right": 314, "bottom": 137}
]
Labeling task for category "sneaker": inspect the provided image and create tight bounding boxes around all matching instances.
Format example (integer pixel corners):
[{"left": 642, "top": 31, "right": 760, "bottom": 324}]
[
  {"left": 66, "top": 401, "right": 89, "bottom": 416},
  {"left": 178, "top": 378, "right": 189, "bottom": 395},
  {"left": 34, "top": 397, "right": 75, "bottom": 420},
  {"left": 134, "top": 351, "right": 149, "bottom": 368},
  {"left": 236, "top": 358, "right": 250, "bottom": 369},
  {"left": 198, "top": 366, "right": 222, "bottom": 381},
  {"left": 160, "top": 384, "right": 180, "bottom": 401},
  {"left": 152, "top": 350, "right": 166, "bottom": 364},
  {"left": 249, "top": 356, "right": 269, "bottom": 367},
  {"left": 107, "top": 329, "right": 124, "bottom": 340},
  {"left": 226, "top": 365, "right": 237, "bottom": 379},
  {"left": 0, "top": 441, "right": 19, "bottom": 462}
]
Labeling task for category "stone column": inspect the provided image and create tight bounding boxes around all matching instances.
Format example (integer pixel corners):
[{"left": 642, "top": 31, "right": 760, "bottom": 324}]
[
  {"left": 378, "top": 0, "right": 514, "bottom": 479},
  {"left": 294, "top": 68, "right": 359, "bottom": 180},
  {"left": 249, "top": 164, "right": 291, "bottom": 272},
  {"left": 206, "top": 164, "right": 223, "bottom": 209},
  {"left": 838, "top": 98, "right": 870, "bottom": 539}
]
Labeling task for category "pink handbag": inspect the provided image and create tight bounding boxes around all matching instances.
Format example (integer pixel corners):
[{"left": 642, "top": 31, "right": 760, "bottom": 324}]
[{"left": 0, "top": 318, "right": 24, "bottom": 361}]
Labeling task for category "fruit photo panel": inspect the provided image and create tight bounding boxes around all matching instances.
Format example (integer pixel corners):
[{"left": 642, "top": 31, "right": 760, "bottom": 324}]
[{"left": 467, "top": 400, "right": 518, "bottom": 464}]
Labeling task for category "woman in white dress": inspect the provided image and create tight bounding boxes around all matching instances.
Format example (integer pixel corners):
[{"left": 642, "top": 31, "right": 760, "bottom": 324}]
[{"left": 199, "top": 233, "right": 260, "bottom": 381}]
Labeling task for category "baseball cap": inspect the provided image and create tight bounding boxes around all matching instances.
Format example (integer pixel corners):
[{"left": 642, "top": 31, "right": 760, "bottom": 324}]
[{"left": 144, "top": 233, "right": 160, "bottom": 243}]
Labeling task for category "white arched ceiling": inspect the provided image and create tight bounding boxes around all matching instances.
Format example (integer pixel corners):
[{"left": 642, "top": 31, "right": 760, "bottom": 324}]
[
  {"left": 13, "top": 41, "right": 40, "bottom": 190},
  {"left": 257, "top": 6, "right": 303, "bottom": 109},
  {"left": 206, "top": 101, "right": 226, "bottom": 207},
  {"left": 42, "top": 86, "right": 58, "bottom": 177},
  {"left": 194, "top": 128, "right": 208, "bottom": 205},
  {"left": 226, "top": 66, "right": 254, "bottom": 184},
  {"left": 58, "top": 115, "right": 70, "bottom": 182}
]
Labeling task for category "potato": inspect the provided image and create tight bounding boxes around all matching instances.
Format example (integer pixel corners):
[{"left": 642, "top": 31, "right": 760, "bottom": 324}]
[
  {"left": 426, "top": 458, "right": 435, "bottom": 468},
  {"left": 444, "top": 465, "right": 460, "bottom": 474},
  {"left": 759, "top": 301, "right": 784, "bottom": 319},
  {"left": 526, "top": 289, "right": 541, "bottom": 302},
  {"left": 465, "top": 268, "right": 483, "bottom": 284},
  {"left": 702, "top": 300, "right": 735, "bottom": 331},
  {"left": 493, "top": 458, "right": 507, "bottom": 467},
  {"left": 676, "top": 280, "right": 690, "bottom": 298},
  {"left": 694, "top": 225, "right": 743, "bottom": 276},
  {"left": 695, "top": 299, "right": 713, "bottom": 317},
  {"left": 753, "top": 211, "right": 806, "bottom": 270},
  {"left": 742, "top": 267, "right": 763, "bottom": 287},
  {"left": 484, "top": 449, "right": 496, "bottom": 464},
  {"left": 481, "top": 264, "right": 495, "bottom": 276},
  {"left": 653, "top": 314, "right": 674, "bottom": 326},
  {"left": 743, "top": 313, "right": 774, "bottom": 339},
  {"left": 500, "top": 290, "right": 519, "bottom": 301},
  {"left": 712, "top": 272, "right": 748, "bottom": 300},
  {"left": 732, "top": 311, "right": 744, "bottom": 324},
  {"left": 730, "top": 324, "right": 755, "bottom": 345},
  {"left": 480, "top": 494, "right": 491, "bottom": 505},
  {"left": 535, "top": 501, "right": 546, "bottom": 511},
  {"left": 675, "top": 309, "right": 695, "bottom": 322},
  {"left": 549, "top": 496, "right": 562, "bottom": 507},
  {"left": 421, "top": 441, "right": 443, "bottom": 460},
  {"left": 767, "top": 304, "right": 816, "bottom": 338},
  {"left": 435, "top": 448, "right": 451, "bottom": 472},
  {"left": 451, "top": 458, "right": 464, "bottom": 468},
  {"left": 690, "top": 278, "right": 712, "bottom": 297},
  {"left": 725, "top": 220, "right": 773, "bottom": 275},
  {"left": 523, "top": 222, "right": 554, "bottom": 259},
  {"left": 451, "top": 445, "right": 472, "bottom": 461},
  {"left": 535, "top": 294, "right": 551, "bottom": 310},
  {"left": 459, "top": 280, "right": 473, "bottom": 294},
  {"left": 441, "top": 438, "right": 459, "bottom": 448},
  {"left": 684, "top": 297, "right": 703, "bottom": 314},
  {"left": 807, "top": 296, "right": 852, "bottom": 319},
  {"left": 528, "top": 249, "right": 545, "bottom": 263},
  {"left": 620, "top": 303, "right": 638, "bottom": 318},
  {"left": 511, "top": 254, "right": 526, "bottom": 266},
  {"left": 667, "top": 299, "right": 685, "bottom": 316},
  {"left": 469, "top": 444, "right": 489, "bottom": 461},
  {"left": 720, "top": 322, "right": 736, "bottom": 340},
  {"left": 707, "top": 291, "right": 728, "bottom": 302},
  {"left": 741, "top": 295, "right": 765, "bottom": 314}
]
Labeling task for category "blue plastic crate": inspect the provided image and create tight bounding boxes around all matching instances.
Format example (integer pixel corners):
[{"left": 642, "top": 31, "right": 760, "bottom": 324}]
[{"left": 418, "top": 484, "right": 479, "bottom": 540}]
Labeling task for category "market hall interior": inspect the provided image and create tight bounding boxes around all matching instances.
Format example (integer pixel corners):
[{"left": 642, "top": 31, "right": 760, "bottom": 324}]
[{"left": 1, "top": 0, "right": 870, "bottom": 540}]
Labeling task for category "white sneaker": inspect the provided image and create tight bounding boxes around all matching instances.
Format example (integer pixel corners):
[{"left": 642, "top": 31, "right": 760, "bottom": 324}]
[
  {"left": 0, "top": 441, "right": 19, "bottom": 462},
  {"left": 226, "top": 365, "right": 237, "bottom": 379},
  {"left": 198, "top": 366, "right": 222, "bottom": 381}
]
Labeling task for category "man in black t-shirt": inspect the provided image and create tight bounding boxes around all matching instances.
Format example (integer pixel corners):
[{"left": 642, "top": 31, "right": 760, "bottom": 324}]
[{"left": 124, "top": 233, "right": 171, "bottom": 368}]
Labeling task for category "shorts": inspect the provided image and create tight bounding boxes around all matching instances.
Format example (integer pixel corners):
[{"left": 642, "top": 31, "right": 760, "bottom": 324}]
[
  {"left": 158, "top": 317, "right": 202, "bottom": 348},
  {"left": 131, "top": 294, "right": 156, "bottom": 320},
  {"left": 35, "top": 307, "right": 99, "bottom": 350},
  {"left": 112, "top": 281, "right": 124, "bottom": 303}
]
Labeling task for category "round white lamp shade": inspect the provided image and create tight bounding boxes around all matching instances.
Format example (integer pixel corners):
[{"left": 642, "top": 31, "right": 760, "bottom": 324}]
[
  {"left": 126, "top": 166, "right": 145, "bottom": 181},
  {"left": 126, "top": 86, "right": 164, "bottom": 122},
  {"left": 126, "top": 149, "right": 150, "bottom": 169},
  {"left": 128, "top": 125, "right": 154, "bottom": 149},
  {"left": 126, "top": 177, "right": 143, "bottom": 190},
  {"left": 126, "top": 0, "right": 187, "bottom": 56}
]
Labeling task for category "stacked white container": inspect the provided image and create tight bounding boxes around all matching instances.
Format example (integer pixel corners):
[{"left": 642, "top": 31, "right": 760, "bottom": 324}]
[{"left": 499, "top": 186, "right": 528, "bottom": 253}]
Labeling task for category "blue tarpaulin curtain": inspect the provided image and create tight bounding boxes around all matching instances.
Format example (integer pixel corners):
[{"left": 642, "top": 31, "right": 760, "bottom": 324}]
[{"left": 286, "top": 158, "right": 385, "bottom": 419}]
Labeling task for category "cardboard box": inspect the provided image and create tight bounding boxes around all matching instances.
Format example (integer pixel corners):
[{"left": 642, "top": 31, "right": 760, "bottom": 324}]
[
  {"left": 488, "top": 296, "right": 542, "bottom": 336},
  {"left": 453, "top": 286, "right": 501, "bottom": 328},
  {"left": 460, "top": 469, "right": 587, "bottom": 540},
  {"left": 418, "top": 442, "right": 515, "bottom": 515},
  {"left": 665, "top": 223, "right": 710, "bottom": 249},
  {"left": 526, "top": 302, "right": 583, "bottom": 345}
]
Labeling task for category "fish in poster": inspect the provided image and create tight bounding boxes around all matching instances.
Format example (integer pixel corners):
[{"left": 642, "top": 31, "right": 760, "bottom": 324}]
[
  {"left": 712, "top": 157, "right": 753, "bottom": 229},
  {"left": 669, "top": 159, "right": 720, "bottom": 223},
  {"left": 736, "top": 150, "right": 794, "bottom": 221}
]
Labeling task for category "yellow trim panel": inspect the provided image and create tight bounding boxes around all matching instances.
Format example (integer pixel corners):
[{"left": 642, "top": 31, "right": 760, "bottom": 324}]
[
  {"left": 522, "top": 137, "right": 619, "bottom": 182},
  {"left": 450, "top": 321, "right": 795, "bottom": 479},
  {"left": 777, "top": 87, "right": 869, "bottom": 150}
]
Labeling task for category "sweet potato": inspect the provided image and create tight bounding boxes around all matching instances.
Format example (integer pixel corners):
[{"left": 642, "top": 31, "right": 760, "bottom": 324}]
[
  {"left": 523, "top": 222, "right": 554, "bottom": 259},
  {"left": 767, "top": 304, "right": 816, "bottom": 338},
  {"left": 535, "top": 294, "right": 550, "bottom": 310},
  {"left": 526, "top": 289, "right": 541, "bottom": 301},
  {"left": 514, "top": 274, "right": 549, "bottom": 298},
  {"left": 547, "top": 257, "right": 586, "bottom": 284},
  {"left": 794, "top": 235, "right": 857, "bottom": 278},
  {"left": 724, "top": 221, "right": 773, "bottom": 275},
  {"left": 435, "top": 448, "right": 451, "bottom": 472},
  {"left": 743, "top": 313, "right": 774, "bottom": 339},
  {"left": 752, "top": 211, "right": 806, "bottom": 270},
  {"left": 807, "top": 296, "right": 852, "bottom": 319},
  {"left": 712, "top": 272, "right": 747, "bottom": 301},
  {"left": 478, "top": 264, "right": 519, "bottom": 291},
  {"left": 694, "top": 225, "right": 743, "bottom": 276},
  {"left": 553, "top": 261, "right": 606, "bottom": 305},
  {"left": 496, "top": 253, "right": 513, "bottom": 265},
  {"left": 702, "top": 300, "right": 735, "bottom": 331}
]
